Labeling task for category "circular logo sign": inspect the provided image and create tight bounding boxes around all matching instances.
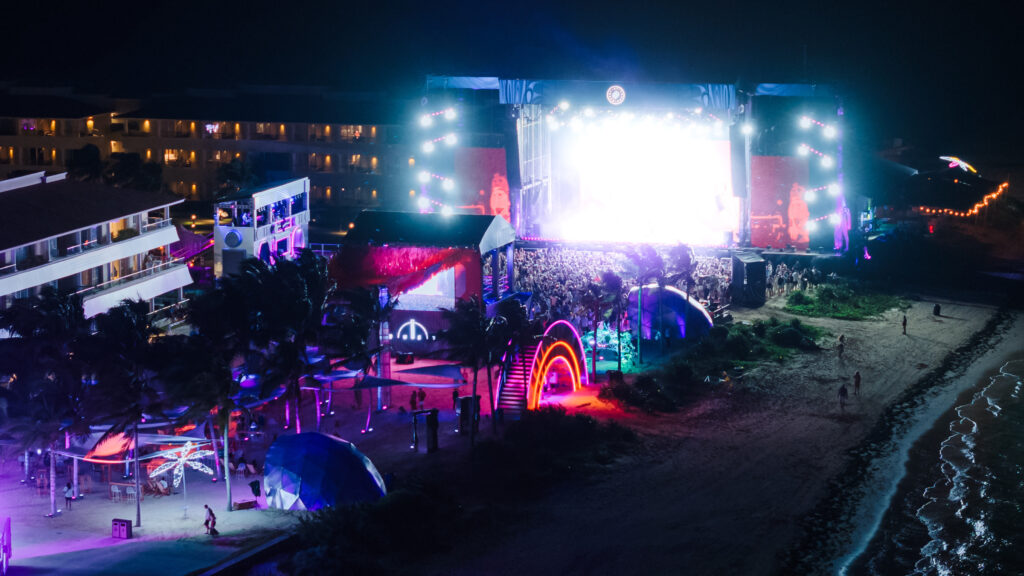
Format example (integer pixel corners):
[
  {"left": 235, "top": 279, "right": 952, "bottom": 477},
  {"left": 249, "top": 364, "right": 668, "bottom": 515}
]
[
  {"left": 606, "top": 85, "right": 626, "bottom": 106},
  {"left": 224, "top": 230, "right": 243, "bottom": 248}
]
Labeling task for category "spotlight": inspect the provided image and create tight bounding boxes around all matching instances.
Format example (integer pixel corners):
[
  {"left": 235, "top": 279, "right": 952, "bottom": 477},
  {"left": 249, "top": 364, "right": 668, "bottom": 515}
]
[
  {"left": 446, "top": 133, "right": 457, "bottom": 146},
  {"left": 584, "top": 108, "right": 595, "bottom": 118},
  {"left": 442, "top": 179, "right": 455, "bottom": 191},
  {"left": 829, "top": 213, "right": 841, "bottom": 225},
  {"left": 444, "top": 108, "right": 456, "bottom": 121},
  {"left": 741, "top": 123, "right": 754, "bottom": 136},
  {"left": 422, "top": 141, "right": 435, "bottom": 153},
  {"left": 797, "top": 144, "right": 809, "bottom": 156},
  {"left": 548, "top": 119, "right": 560, "bottom": 131},
  {"left": 418, "top": 171, "right": 430, "bottom": 183},
  {"left": 441, "top": 205, "right": 454, "bottom": 217},
  {"left": 417, "top": 197, "right": 430, "bottom": 210},
  {"left": 804, "top": 190, "right": 817, "bottom": 202},
  {"left": 823, "top": 125, "right": 837, "bottom": 139},
  {"left": 828, "top": 183, "right": 841, "bottom": 196},
  {"left": 419, "top": 115, "right": 433, "bottom": 128},
  {"left": 714, "top": 119, "right": 724, "bottom": 131},
  {"left": 807, "top": 221, "right": 818, "bottom": 232},
  {"left": 799, "top": 116, "right": 812, "bottom": 129},
  {"left": 694, "top": 107, "right": 703, "bottom": 115},
  {"left": 558, "top": 100, "right": 570, "bottom": 111},
  {"left": 821, "top": 155, "right": 834, "bottom": 168}
]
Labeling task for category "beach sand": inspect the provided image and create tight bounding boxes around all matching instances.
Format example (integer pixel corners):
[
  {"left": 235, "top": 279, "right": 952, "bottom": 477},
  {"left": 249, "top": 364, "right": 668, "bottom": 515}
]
[{"left": 421, "top": 297, "right": 1016, "bottom": 575}]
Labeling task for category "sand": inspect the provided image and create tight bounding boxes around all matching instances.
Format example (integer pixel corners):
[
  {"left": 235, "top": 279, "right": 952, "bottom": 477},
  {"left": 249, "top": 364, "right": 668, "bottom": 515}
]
[
  {"left": 2, "top": 297, "right": 1016, "bottom": 575},
  {"left": 420, "top": 296, "right": 1016, "bottom": 575}
]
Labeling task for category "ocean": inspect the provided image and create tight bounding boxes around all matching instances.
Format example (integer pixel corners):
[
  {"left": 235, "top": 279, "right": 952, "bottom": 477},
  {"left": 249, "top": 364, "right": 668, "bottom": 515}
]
[{"left": 851, "top": 359, "right": 1024, "bottom": 575}]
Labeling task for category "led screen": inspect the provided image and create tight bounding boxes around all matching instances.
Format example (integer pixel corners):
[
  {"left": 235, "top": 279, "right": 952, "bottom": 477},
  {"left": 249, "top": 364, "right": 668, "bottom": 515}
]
[
  {"left": 452, "top": 147, "right": 511, "bottom": 221},
  {"left": 750, "top": 156, "right": 810, "bottom": 250},
  {"left": 547, "top": 118, "right": 738, "bottom": 245}
]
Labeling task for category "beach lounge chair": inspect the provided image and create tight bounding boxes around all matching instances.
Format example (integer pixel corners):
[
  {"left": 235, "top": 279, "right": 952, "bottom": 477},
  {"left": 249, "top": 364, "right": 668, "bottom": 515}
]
[{"left": 125, "top": 486, "right": 137, "bottom": 503}]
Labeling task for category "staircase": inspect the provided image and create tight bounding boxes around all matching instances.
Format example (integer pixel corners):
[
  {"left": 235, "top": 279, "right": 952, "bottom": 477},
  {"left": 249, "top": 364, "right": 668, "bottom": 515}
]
[{"left": 496, "top": 343, "right": 536, "bottom": 420}]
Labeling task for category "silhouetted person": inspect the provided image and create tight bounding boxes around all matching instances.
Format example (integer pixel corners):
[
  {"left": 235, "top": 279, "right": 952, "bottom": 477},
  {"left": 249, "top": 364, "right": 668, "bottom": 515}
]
[
  {"left": 902, "top": 314, "right": 907, "bottom": 335},
  {"left": 838, "top": 383, "right": 849, "bottom": 411},
  {"left": 853, "top": 371, "right": 861, "bottom": 396}
]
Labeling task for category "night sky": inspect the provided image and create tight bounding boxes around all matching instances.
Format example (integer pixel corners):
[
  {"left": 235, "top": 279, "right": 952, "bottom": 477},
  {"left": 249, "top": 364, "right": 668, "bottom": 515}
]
[{"left": 2, "top": 0, "right": 1016, "bottom": 158}]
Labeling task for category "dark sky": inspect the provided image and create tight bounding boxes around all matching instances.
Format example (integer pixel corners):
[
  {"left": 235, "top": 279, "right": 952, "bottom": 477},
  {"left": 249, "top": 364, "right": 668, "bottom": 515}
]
[{"left": 2, "top": 0, "right": 1016, "bottom": 157}]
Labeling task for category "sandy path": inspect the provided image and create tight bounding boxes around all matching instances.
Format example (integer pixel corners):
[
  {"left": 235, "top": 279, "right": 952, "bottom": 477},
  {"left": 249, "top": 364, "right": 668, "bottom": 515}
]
[{"left": 428, "top": 297, "right": 1003, "bottom": 575}]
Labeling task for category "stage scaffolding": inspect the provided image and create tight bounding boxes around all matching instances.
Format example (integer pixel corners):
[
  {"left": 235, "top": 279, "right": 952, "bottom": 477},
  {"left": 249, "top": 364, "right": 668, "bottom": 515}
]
[{"left": 514, "top": 104, "right": 550, "bottom": 237}]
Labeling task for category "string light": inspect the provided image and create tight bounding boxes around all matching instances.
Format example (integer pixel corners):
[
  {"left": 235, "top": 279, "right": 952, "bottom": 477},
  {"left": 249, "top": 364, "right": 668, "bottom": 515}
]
[
  {"left": 148, "top": 441, "right": 215, "bottom": 488},
  {"left": 914, "top": 182, "right": 1009, "bottom": 218}
]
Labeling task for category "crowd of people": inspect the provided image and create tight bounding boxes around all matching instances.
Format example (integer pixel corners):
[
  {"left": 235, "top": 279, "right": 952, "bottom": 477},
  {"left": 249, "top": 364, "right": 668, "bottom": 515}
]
[
  {"left": 765, "top": 261, "right": 823, "bottom": 299},
  {"left": 513, "top": 248, "right": 735, "bottom": 330}
]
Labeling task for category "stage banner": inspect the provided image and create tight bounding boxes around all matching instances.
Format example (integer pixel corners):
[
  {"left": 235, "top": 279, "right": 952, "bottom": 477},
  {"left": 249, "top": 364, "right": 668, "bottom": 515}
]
[
  {"left": 453, "top": 147, "right": 511, "bottom": 222},
  {"left": 750, "top": 156, "right": 810, "bottom": 250}
]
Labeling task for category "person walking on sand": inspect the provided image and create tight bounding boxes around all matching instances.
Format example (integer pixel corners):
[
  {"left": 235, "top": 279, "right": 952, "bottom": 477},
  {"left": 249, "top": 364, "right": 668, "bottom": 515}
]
[
  {"left": 902, "top": 314, "right": 907, "bottom": 335},
  {"left": 203, "top": 504, "right": 217, "bottom": 535},
  {"left": 838, "top": 383, "right": 849, "bottom": 411},
  {"left": 838, "top": 339, "right": 845, "bottom": 359},
  {"left": 853, "top": 371, "right": 861, "bottom": 396},
  {"left": 64, "top": 482, "right": 73, "bottom": 510}
]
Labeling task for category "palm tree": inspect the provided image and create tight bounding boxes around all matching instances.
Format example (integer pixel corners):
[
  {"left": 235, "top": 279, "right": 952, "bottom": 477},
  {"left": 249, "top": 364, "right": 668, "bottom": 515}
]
[
  {"left": 0, "top": 287, "right": 92, "bottom": 517},
  {"left": 622, "top": 245, "right": 666, "bottom": 364},
  {"left": 598, "top": 271, "right": 628, "bottom": 372},
  {"left": 436, "top": 297, "right": 491, "bottom": 447},
  {"left": 667, "top": 243, "right": 696, "bottom": 342},
  {"left": 333, "top": 286, "right": 399, "bottom": 410},
  {"left": 79, "top": 299, "right": 163, "bottom": 528}
]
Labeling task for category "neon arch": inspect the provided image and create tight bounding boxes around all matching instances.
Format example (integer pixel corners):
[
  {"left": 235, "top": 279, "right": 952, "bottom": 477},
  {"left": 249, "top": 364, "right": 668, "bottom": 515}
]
[
  {"left": 543, "top": 319, "right": 589, "bottom": 387},
  {"left": 528, "top": 341, "right": 582, "bottom": 410}
]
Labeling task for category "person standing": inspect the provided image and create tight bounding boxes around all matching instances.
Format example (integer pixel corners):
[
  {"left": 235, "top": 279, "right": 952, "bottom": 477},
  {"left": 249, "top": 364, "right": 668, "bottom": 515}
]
[
  {"left": 838, "top": 383, "right": 849, "bottom": 411},
  {"left": 902, "top": 314, "right": 907, "bottom": 335},
  {"left": 64, "top": 482, "right": 74, "bottom": 510},
  {"left": 417, "top": 388, "right": 426, "bottom": 410},
  {"left": 203, "top": 504, "right": 217, "bottom": 535},
  {"left": 853, "top": 371, "right": 861, "bottom": 396}
]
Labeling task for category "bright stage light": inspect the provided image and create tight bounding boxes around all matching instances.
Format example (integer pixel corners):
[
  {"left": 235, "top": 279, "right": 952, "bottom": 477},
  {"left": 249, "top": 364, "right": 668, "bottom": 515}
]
[
  {"left": 446, "top": 133, "right": 457, "bottom": 146},
  {"left": 422, "top": 141, "right": 435, "bottom": 153},
  {"left": 569, "top": 117, "right": 583, "bottom": 131},
  {"left": 741, "top": 123, "right": 754, "bottom": 136},
  {"left": 548, "top": 119, "right": 560, "bottom": 131},
  {"left": 418, "top": 171, "right": 430, "bottom": 183},
  {"left": 420, "top": 115, "right": 433, "bottom": 128},
  {"left": 555, "top": 113, "right": 737, "bottom": 245},
  {"left": 821, "top": 155, "right": 834, "bottom": 168},
  {"left": 559, "top": 100, "right": 570, "bottom": 111},
  {"left": 799, "top": 116, "right": 812, "bottom": 129},
  {"left": 441, "top": 205, "right": 454, "bottom": 217},
  {"left": 823, "top": 125, "right": 837, "bottom": 139},
  {"left": 797, "top": 144, "right": 809, "bottom": 156},
  {"left": 807, "top": 220, "right": 818, "bottom": 232},
  {"left": 417, "top": 197, "right": 430, "bottom": 210},
  {"left": 828, "top": 183, "right": 841, "bottom": 196},
  {"left": 829, "top": 213, "right": 841, "bottom": 225},
  {"left": 804, "top": 190, "right": 817, "bottom": 202},
  {"left": 444, "top": 108, "right": 457, "bottom": 121},
  {"left": 584, "top": 107, "right": 595, "bottom": 117},
  {"left": 442, "top": 179, "right": 455, "bottom": 191}
]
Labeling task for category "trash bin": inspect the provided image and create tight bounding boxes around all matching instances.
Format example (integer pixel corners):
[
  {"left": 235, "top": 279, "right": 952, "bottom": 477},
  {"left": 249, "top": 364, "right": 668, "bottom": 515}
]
[
  {"left": 112, "top": 518, "right": 132, "bottom": 539},
  {"left": 456, "top": 396, "right": 480, "bottom": 435},
  {"left": 425, "top": 409, "right": 439, "bottom": 453}
]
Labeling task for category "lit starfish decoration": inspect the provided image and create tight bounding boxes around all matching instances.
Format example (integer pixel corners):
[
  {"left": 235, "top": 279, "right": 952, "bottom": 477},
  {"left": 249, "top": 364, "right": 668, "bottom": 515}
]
[
  {"left": 148, "top": 441, "right": 215, "bottom": 487},
  {"left": 939, "top": 156, "right": 978, "bottom": 174}
]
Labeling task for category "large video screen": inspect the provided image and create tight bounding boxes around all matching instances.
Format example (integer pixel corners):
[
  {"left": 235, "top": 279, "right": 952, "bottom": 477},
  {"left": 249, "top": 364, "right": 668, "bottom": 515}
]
[
  {"left": 545, "top": 118, "right": 738, "bottom": 245},
  {"left": 750, "top": 156, "right": 810, "bottom": 250},
  {"left": 453, "top": 147, "right": 511, "bottom": 222}
]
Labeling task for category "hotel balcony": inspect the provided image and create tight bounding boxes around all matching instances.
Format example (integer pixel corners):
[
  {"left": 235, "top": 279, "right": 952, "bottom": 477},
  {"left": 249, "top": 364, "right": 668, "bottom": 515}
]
[
  {"left": 0, "top": 220, "right": 179, "bottom": 299},
  {"left": 80, "top": 261, "right": 192, "bottom": 318}
]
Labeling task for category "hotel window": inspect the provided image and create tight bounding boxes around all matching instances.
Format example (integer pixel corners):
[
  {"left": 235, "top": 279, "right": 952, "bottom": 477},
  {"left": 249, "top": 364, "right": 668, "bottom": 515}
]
[
  {"left": 0, "top": 147, "right": 12, "bottom": 164},
  {"left": 164, "top": 149, "right": 181, "bottom": 165},
  {"left": 172, "top": 120, "right": 191, "bottom": 137},
  {"left": 207, "top": 150, "right": 231, "bottom": 163},
  {"left": 339, "top": 125, "right": 363, "bottom": 142},
  {"left": 255, "top": 123, "right": 277, "bottom": 140}
]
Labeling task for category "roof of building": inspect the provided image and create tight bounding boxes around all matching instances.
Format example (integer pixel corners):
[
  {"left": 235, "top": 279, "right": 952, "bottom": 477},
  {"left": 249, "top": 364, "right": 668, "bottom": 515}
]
[
  {"left": 0, "top": 93, "right": 111, "bottom": 119},
  {"left": 0, "top": 176, "right": 183, "bottom": 251},
  {"left": 344, "top": 210, "right": 516, "bottom": 254},
  {"left": 117, "top": 93, "right": 417, "bottom": 125},
  {"left": 216, "top": 178, "right": 308, "bottom": 203}
]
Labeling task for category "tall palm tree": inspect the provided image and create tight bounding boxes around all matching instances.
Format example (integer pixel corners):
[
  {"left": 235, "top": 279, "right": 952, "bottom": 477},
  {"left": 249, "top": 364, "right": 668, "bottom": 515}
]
[
  {"left": 0, "top": 287, "right": 92, "bottom": 517},
  {"left": 79, "top": 299, "right": 163, "bottom": 528},
  {"left": 667, "top": 243, "right": 696, "bottom": 342},
  {"left": 436, "top": 297, "right": 491, "bottom": 447},
  {"left": 334, "top": 286, "right": 399, "bottom": 409},
  {"left": 622, "top": 245, "right": 666, "bottom": 364},
  {"left": 598, "top": 271, "right": 628, "bottom": 372}
]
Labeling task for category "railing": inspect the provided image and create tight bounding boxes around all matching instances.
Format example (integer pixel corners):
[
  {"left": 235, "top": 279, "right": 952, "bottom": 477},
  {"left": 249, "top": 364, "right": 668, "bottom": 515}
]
[
  {"left": 307, "top": 243, "right": 341, "bottom": 257},
  {"left": 142, "top": 218, "right": 172, "bottom": 233},
  {"left": 0, "top": 263, "right": 14, "bottom": 277},
  {"left": 74, "top": 260, "right": 182, "bottom": 299}
]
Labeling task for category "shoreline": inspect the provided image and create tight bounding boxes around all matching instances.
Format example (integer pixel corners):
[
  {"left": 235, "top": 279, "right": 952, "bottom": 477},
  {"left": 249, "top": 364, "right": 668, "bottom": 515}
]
[
  {"left": 779, "top": 308, "right": 1022, "bottom": 575},
  {"left": 845, "top": 351, "right": 1024, "bottom": 574}
]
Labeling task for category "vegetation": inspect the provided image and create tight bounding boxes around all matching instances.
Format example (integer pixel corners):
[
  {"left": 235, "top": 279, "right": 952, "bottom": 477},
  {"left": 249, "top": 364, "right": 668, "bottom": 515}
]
[
  {"left": 285, "top": 407, "right": 635, "bottom": 575},
  {"left": 784, "top": 282, "right": 908, "bottom": 320},
  {"left": 601, "top": 317, "right": 827, "bottom": 412}
]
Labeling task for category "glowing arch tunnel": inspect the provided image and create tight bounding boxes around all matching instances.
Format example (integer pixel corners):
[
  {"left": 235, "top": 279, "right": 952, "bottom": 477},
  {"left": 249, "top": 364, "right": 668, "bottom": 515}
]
[{"left": 526, "top": 320, "right": 589, "bottom": 410}]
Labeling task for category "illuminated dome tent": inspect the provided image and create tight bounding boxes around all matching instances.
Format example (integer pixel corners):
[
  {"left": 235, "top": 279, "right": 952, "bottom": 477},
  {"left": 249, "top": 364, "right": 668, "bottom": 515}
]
[
  {"left": 263, "top": 433, "right": 386, "bottom": 511},
  {"left": 627, "top": 284, "right": 714, "bottom": 341}
]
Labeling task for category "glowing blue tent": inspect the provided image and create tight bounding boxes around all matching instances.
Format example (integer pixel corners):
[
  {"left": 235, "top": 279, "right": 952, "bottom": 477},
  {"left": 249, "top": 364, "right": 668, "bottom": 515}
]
[{"left": 263, "top": 433, "right": 386, "bottom": 511}]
